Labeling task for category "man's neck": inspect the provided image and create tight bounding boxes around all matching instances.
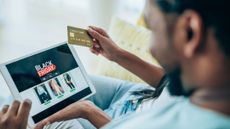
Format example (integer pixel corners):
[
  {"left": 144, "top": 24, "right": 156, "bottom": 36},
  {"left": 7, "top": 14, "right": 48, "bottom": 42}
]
[
  {"left": 191, "top": 87, "right": 230, "bottom": 116},
  {"left": 187, "top": 51, "right": 230, "bottom": 116}
]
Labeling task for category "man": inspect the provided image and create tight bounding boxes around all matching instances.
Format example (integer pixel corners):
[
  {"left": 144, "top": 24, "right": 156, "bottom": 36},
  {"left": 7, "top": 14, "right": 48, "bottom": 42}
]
[
  {"left": 1, "top": 0, "right": 230, "bottom": 128},
  {"left": 39, "top": 0, "right": 230, "bottom": 128},
  {"left": 100, "top": 0, "right": 230, "bottom": 128}
]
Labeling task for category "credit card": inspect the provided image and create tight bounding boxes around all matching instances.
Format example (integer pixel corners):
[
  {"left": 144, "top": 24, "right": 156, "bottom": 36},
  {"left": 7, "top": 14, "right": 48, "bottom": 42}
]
[{"left": 67, "top": 26, "right": 93, "bottom": 47}]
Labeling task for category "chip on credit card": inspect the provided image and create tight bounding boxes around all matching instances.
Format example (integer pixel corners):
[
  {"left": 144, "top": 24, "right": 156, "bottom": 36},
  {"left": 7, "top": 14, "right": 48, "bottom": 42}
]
[{"left": 67, "top": 26, "right": 93, "bottom": 47}]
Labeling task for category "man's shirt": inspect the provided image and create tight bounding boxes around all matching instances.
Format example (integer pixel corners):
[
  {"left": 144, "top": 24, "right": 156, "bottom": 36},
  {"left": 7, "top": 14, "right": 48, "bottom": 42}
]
[{"left": 103, "top": 98, "right": 230, "bottom": 129}]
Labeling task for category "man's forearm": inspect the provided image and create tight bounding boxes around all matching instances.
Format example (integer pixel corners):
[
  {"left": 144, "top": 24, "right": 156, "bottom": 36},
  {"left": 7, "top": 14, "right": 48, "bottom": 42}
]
[
  {"left": 114, "top": 49, "right": 164, "bottom": 87},
  {"left": 84, "top": 106, "right": 111, "bottom": 129}
]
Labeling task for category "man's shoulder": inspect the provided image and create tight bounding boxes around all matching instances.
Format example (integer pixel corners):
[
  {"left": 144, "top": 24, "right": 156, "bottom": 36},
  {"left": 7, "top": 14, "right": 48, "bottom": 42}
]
[{"left": 103, "top": 99, "right": 230, "bottom": 129}]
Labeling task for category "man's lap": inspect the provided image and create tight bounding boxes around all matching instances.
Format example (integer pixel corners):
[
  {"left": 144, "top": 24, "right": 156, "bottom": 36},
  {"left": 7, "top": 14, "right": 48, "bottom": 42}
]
[
  {"left": 79, "top": 75, "right": 151, "bottom": 129},
  {"left": 87, "top": 75, "right": 150, "bottom": 110},
  {"left": 46, "top": 75, "right": 151, "bottom": 129}
]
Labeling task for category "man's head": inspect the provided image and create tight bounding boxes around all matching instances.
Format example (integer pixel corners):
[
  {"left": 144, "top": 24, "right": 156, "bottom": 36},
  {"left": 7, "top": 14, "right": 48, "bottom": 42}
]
[{"left": 145, "top": 0, "right": 230, "bottom": 97}]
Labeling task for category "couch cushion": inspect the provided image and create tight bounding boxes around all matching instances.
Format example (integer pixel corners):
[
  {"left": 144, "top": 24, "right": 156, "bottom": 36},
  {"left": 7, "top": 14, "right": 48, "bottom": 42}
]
[{"left": 95, "top": 17, "right": 159, "bottom": 83}]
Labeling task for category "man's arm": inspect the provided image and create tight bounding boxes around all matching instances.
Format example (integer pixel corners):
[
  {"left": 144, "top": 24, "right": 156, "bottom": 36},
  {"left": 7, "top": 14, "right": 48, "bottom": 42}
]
[
  {"left": 114, "top": 49, "right": 164, "bottom": 86},
  {"left": 88, "top": 26, "right": 164, "bottom": 87},
  {"left": 85, "top": 102, "right": 111, "bottom": 128},
  {"left": 35, "top": 100, "right": 111, "bottom": 129}
]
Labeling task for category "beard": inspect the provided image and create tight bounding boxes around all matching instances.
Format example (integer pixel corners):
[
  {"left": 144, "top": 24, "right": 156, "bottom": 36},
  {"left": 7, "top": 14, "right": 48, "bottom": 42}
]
[{"left": 166, "top": 68, "right": 196, "bottom": 97}]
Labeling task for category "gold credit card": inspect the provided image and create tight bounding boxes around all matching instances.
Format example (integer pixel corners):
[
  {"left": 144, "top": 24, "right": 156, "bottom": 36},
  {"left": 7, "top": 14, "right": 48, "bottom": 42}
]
[{"left": 67, "top": 26, "right": 93, "bottom": 47}]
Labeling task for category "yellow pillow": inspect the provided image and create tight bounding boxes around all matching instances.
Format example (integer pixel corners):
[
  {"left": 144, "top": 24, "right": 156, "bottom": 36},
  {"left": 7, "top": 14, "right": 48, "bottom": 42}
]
[
  {"left": 95, "top": 17, "right": 158, "bottom": 83},
  {"left": 137, "top": 14, "right": 147, "bottom": 27}
]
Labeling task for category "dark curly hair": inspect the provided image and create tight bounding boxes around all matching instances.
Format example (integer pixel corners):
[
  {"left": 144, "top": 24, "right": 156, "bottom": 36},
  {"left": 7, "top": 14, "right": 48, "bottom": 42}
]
[{"left": 155, "top": 0, "right": 230, "bottom": 57}]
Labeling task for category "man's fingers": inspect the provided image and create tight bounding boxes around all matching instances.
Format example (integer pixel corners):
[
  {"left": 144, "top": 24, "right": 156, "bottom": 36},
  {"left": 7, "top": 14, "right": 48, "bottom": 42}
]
[
  {"left": 34, "top": 120, "right": 50, "bottom": 129},
  {"left": 90, "top": 26, "right": 109, "bottom": 37},
  {"left": 89, "top": 26, "right": 109, "bottom": 37},
  {"left": 9, "top": 100, "right": 20, "bottom": 116},
  {"left": 90, "top": 48, "right": 100, "bottom": 55},
  {"left": 18, "top": 99, "right": 32, "bottom": 121},
  {"left": 1, "top": 105, "right": 9, "bottom": 114},
  {"left": 35, "top": 115, "right": 59, "bottom": 129},
  {"left": 41, "top": 111, "right": 64, "bottom": 125},
  {"left": 92, "top": 42, "right": 102, "bottom": 53},
  {"left": 45, "top": 104, "right": 78, "bottom": 124},
  {"left": 88, "top": 28, "right": 106, "bottom": 42},
  {"left": 17, "top": 99, "right": 32, "bottom": 129}
]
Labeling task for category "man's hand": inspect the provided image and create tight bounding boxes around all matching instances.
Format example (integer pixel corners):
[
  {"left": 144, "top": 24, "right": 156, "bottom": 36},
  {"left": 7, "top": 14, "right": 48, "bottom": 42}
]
[
  {"left": 0, "top": 99, "right": 32, "bottom": 129},
  {"left": 35, "top": 100, "right": 111, "bottom": 129},
  {"left": 87, "top": 26, "right": 164, "bottom": 86},
  {"left": 88, "top": 26, "right": 124, "bottom": 62}
]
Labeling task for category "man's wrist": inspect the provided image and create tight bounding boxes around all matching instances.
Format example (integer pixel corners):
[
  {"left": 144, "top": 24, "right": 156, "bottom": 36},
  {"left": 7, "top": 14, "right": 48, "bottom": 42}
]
[
  {"left": 82, "top": 104, "right": 112, "bottom": 128},
  {"left": 79, "top": 101, "right": 97, "bottom": 120},
  {"left": 113, "top": 48, "right": 129, "bottom": 63}
]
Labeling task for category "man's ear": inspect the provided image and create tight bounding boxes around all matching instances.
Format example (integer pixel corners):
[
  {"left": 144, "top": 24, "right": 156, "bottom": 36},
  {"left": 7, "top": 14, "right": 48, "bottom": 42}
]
[{"left": 182, "top": 10, "right": 203, "bottom": 58}]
